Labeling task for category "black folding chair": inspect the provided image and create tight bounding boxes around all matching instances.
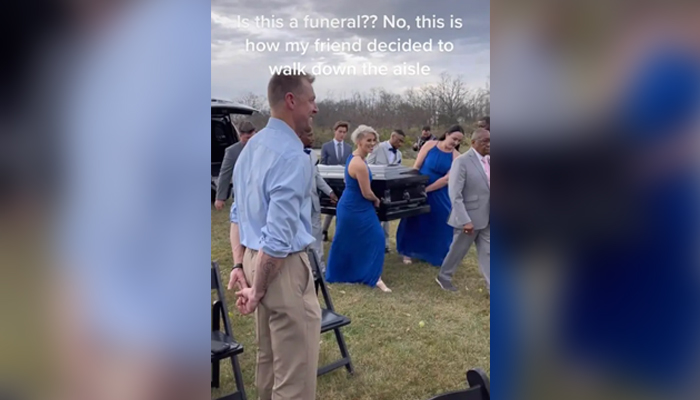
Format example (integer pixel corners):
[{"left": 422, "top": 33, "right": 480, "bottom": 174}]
[
  {"left": 211, "top": 261, "right": 247, "bottom": 400},
  {"left": 306, "top": 249, "right": 354, "bottom": 376},
  {"left": 426, "top": 369, "right": 490, "bottom": 400}
]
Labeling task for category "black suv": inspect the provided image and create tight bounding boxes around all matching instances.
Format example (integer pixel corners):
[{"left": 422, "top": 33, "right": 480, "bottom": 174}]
[{"left": 211, "top": 99, "right": 258, "bottom": 202}]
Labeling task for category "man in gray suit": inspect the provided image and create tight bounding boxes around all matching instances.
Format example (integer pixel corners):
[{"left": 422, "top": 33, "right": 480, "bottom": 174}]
[
  {"left": 300, "top": 130, "right": 338, "bottom": 272},
  {"left": 436, "top": 129, "right": 490, "bottom": 292},
  {"left": 320, "top": 121, "right": 351, "bottom": 240},
  {"left": 214, "top": 121, "right": 256, "bottom": 210},
  {"left": 367, "top": 129, "right": 405, "bottom": 252}
]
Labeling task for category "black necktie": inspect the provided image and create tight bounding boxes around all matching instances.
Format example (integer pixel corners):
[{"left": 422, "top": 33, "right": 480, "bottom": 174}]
[{"left": 389, "top": 147, "right": 397, "bottom": 154}]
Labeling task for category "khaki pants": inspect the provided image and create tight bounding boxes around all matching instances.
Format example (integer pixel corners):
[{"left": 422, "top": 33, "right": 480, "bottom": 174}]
[{"left": 243, "top": 248, "right": 322, "bottom": 400}]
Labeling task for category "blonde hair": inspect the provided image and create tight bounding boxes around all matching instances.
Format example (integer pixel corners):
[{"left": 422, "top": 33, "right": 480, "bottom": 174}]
[{"left": 350, "top": 124, "right": 378, "bottom": 144}]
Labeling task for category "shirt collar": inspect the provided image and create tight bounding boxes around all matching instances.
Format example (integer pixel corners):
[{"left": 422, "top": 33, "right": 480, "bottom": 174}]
[
  {"left": 473, "top": 148, "right": 485, "bottom": 162},
  {"left": 266, "top": 117, "right": 303, "bottom": 149},
  {"left": 333, "top": 138, "right": 343, "bottom": 146}
]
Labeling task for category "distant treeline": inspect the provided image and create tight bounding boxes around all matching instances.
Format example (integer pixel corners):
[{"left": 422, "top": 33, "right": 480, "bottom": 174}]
[{"left": 231, "top": 72, "right": 489, "bottom": 156}]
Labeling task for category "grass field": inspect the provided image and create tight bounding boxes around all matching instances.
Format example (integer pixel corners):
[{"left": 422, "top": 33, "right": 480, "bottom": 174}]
[{"left": 211, "top": 159, "right": 490, "bottom": 400}]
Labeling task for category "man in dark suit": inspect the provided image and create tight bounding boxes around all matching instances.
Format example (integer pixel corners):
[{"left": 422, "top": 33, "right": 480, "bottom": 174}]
[
  {"left": 320, "top": 121, "right": 351, "bottom": 165},
  {"left": 214, "top": 121, "right": 256, "bottom": 210},
  {"left": 319, "top": 121, "right": 351, "bottom": 240}
]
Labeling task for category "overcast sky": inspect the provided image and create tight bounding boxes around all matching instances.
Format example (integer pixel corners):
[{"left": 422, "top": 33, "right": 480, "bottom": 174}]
[{"left": 212, "top": 0, "right": 489, "bottom": 101}]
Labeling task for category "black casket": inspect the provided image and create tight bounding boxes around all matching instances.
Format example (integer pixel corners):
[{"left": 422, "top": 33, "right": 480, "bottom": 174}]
[{"left": 317, "top": 164, "right": 431, "bottom": 221}]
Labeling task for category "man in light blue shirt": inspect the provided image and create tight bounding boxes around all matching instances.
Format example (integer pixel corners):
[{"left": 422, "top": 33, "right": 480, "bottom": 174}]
[{"left": 227, "top": 71, "right": 322, "bottom": 400}]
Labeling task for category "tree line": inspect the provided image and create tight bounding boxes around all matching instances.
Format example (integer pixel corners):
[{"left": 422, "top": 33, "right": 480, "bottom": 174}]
[{"left": 230, "top": 72, "right": 490, "bottom": 153}]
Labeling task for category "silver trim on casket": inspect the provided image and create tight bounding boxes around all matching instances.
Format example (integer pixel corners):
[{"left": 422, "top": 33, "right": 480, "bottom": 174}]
[
  {"left": 316, "top": 165, "right": 345, "bottom": 180},
  {"left": 317, "top": 164, "right": 415, "bottom": 180}
]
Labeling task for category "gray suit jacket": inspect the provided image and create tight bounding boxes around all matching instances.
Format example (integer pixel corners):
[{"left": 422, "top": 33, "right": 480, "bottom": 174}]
[
  {"left": 447, "top": 148, "right": 490, "bottom": 230},
  {"left": 367, "top": 141, "right": 402, "bottom": 165},
  {"left": 309, "top": 150, "right": 333, "bottom": 213},
  {"left": 320, "top": 140, "right": 352, "bottom": 165},
  {"left": 215, "top": 141, "right": 245, "bottom": 201}
]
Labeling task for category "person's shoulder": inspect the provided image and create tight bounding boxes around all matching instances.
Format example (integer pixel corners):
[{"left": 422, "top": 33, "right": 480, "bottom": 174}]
[
  {"left": 348, "top": 155, "right": 363, "bottom": 167},
  {"left": 233, "top": 141, "right": 245, "bottom": 150},
  {"left": 455, "top": 149, "right": 471, "bottom": 162},
  {"left": 270, "top": 150, "right": 311, "bottom": 177},
  {"left": 309, "top": 149, "right": 320, "bottom": 164},
  {"left": 423, "top": 140, "right": 438, "bottom": 149},
  {"left": 280, "top": 148, "right": 309, "bottom": 162}
]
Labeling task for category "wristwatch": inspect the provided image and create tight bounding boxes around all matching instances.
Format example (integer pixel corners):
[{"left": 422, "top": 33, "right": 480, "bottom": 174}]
[{"left": 232, "top": 263, "right": 243, "bottom": 270}]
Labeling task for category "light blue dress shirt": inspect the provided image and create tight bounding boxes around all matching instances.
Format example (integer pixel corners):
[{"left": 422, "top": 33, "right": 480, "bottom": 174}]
[{"left": 230, "top": 118, "right": 315, "bottom": 258}]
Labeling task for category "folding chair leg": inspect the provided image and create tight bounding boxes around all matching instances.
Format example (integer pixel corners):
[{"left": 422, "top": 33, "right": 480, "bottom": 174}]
[
  {"left": 230, "top": 356, "right": 247, "bottom": 400},
  {"left": 212, "top": 359, "right": 220, "bottom": 388},
  {"left": 334, "top": 328, "right": 354, "bottom": 374}
]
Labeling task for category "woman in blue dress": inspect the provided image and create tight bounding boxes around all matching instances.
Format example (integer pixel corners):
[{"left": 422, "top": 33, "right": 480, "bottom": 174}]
[
  {"left": 397, "top": 126, "right": 464, "bottom": 266},
  {"left": 326, "top": 125, "right": 391, "bottom": 292}
]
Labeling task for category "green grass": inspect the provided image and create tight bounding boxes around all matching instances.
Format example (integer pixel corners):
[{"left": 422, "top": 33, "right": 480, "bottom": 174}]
[{"left": 211, "top": 159, "right": 490, "bottom": 400}]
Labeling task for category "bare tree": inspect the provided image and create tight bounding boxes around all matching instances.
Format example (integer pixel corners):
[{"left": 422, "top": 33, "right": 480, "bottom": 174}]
[{"left": 224, "top": 73, "right": 490, "bottom": 147}]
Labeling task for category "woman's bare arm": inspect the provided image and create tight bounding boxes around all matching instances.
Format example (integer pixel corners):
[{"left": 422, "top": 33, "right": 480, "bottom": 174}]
[
  {"left": 425, "top": 148, "right": 461, "bottom": 192},
  {"left": 349, "top": 159, "right": 379, "bottom": 202},
  {"left": 412, "top": 140, "right": 436, "bottom": 170}
]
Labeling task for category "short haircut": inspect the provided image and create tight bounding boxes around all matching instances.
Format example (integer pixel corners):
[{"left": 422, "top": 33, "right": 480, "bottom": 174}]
[
  {"left": 333, "top": 121, "right": 349, "bottom": 131},
  {"left": 392, "top": 129, "right": 406, "bottom": 137},
  {"left": 350, "top": 124, "right": 378, "bottom": 144},
  {"left": 471, "top": 128, "right": 489, "bottom": 141},
  {"left": 267, "top": 72, "right": 315, "bottom": 108},
  {"left": 238, "top": 121, "right": 255, "bottom": 133},
  {"left": 422, "top": 125, "right": 431, "bottom": 132}
]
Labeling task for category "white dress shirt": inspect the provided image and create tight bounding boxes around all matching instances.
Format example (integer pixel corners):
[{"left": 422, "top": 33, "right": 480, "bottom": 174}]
[{"left": 384, "top": 141, "right": 398, "bottom": 164}]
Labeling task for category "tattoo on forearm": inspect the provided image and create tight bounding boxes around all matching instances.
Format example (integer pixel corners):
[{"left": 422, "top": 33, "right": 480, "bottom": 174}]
[{"left": 254, "top": 255, "right": 284, "bottom": 294}]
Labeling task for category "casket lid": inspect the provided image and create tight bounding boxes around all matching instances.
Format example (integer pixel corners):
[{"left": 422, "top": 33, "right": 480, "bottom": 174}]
[
  {"left": 317, "top": 164, "right": 419, "bottom": 180},
  {"left": 367, "top": 164, "right": 418, "bottom": 180},
  {"left": 317, "top": 165, "right": 345, "bottom": 179}
]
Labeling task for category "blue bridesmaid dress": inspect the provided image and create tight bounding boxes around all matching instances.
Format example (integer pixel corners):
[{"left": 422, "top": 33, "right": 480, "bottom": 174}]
[
  {"left": 396, "top": 144, "right": 453, "bottom": 266},
  {"left": 325, "top": 155, "right": 385, "bottom": 286}
]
